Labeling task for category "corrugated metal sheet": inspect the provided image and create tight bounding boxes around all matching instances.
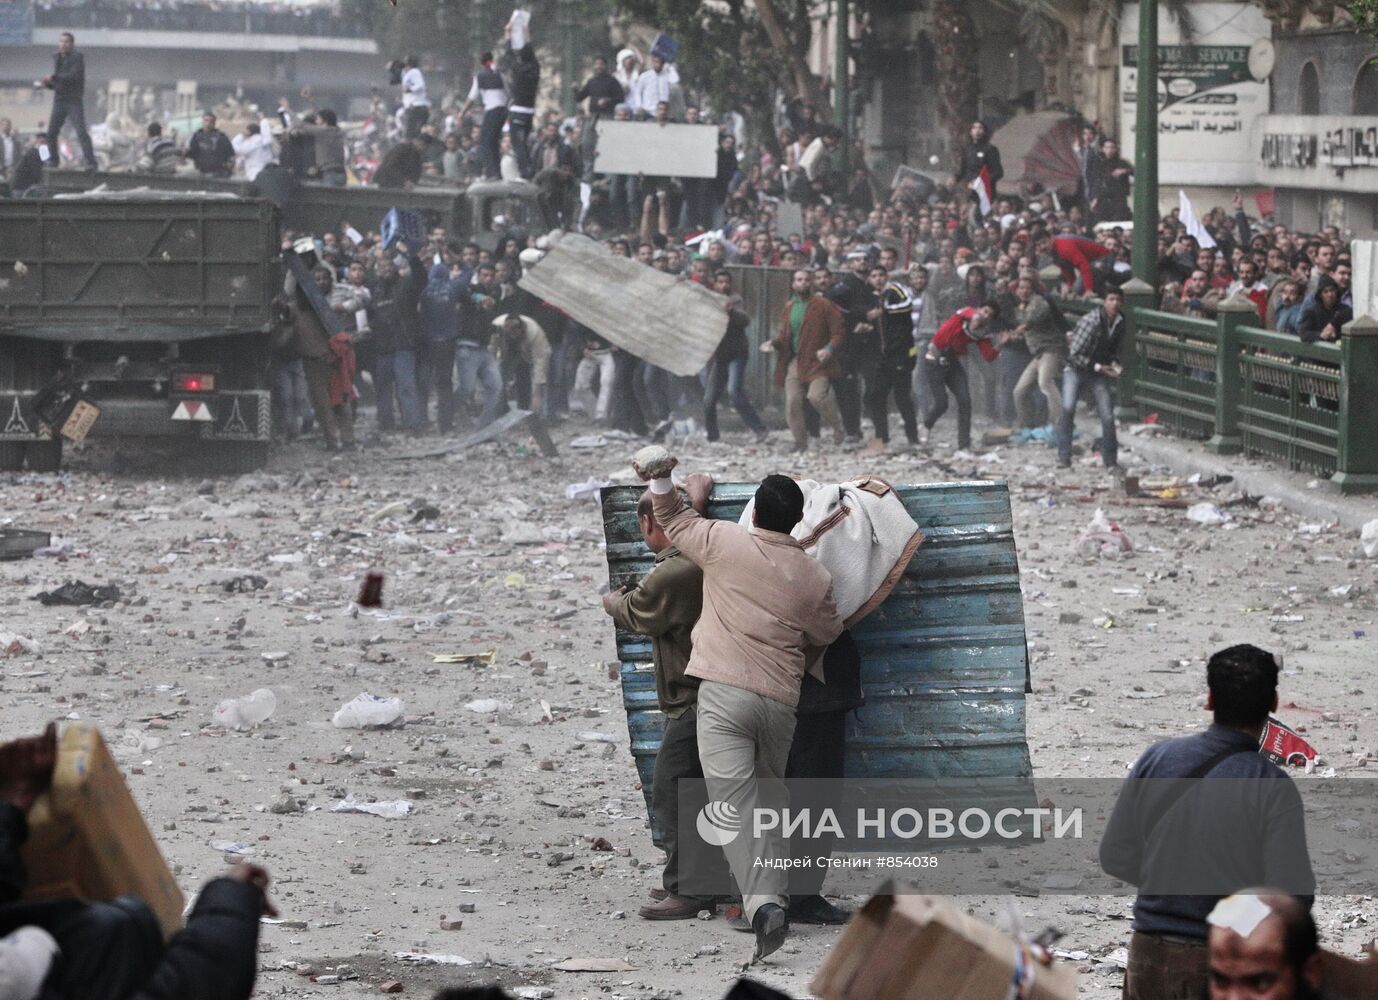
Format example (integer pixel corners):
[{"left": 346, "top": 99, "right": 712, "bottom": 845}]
[
  {"left": 518, "top": 233, "right": 727, "bottom": 377},
  {"left": 600, "top": 480, "right": 1033, "bottom": 841}
]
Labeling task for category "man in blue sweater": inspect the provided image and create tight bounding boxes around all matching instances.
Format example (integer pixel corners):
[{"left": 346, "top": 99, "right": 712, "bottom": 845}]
[{"left": 1100, "top": 644, "right": 1315, "bottom": 1000}]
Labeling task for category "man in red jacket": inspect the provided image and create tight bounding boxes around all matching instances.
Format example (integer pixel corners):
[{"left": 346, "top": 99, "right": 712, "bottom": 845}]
[
  {"left": 762, "top": 269, "right": 847, "bottom": 452},
  {"left": 920, "top": 301, "right": 1004, "bottom": 449},
  {"left": 1045, "top": 233, "right": 1115, "bottom": 296}
]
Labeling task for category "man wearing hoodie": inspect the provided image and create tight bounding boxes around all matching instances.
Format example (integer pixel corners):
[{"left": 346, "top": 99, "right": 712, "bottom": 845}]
[{"left": 614, "top": 48, "right": 642, "bottom": 113}]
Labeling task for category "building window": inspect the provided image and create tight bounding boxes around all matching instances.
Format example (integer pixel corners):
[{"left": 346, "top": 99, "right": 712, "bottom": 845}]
[
  {"left": 1299, "top": 61, "right": 1320, "bottom": 115},
  {"left": 1354, "top": 60, "right": 1378, "bottom": 114}
]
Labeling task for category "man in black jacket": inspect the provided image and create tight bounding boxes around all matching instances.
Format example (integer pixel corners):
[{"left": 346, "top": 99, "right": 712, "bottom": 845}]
[
  {"left": 366, "top": 249, "right": 427, "bottom": 433},
  {"left": 503, "top": 25, "right": 539, "bottom": 179},
  {"left": 702, "top": 270, "right": 767, "bottom": 443},
  {"left": 864, "top": 268, "right": 921, "bottom": 450},
  {"left": 825, "top": 250, "right": 879, "bottom": 443},
  {"left": 1089, "top": 137, "right": 1133, "bottom": 224},
  {"left": 183, "top": 113, "right": 234, "bottom": 177},
  {"left": 0, "top": 724, "right": 274, "bottom": 1000},
  {"left": 374, "top": 135, "right": 424, "bottom": 189},
  {"left": 574, "top": 55, "right": 623, "bottom": 118},
  {"left": 11, "top": 133, "right": 46, "bottom": 194},
  {"left": 41, "top": 32, "right": 96, "bottom": 169},
  {"left": 954, "top": 120, "right": 1003, "bottom": 196}
]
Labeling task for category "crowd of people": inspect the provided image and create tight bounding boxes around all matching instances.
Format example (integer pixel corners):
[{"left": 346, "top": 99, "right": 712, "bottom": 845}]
[{"left": 4, "top": 26, "right": 1361, "bottom": 471}]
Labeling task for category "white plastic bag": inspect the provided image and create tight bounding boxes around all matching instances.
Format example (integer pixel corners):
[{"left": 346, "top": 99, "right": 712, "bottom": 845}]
[
  {"left": 332, "top": 692, "right": 404, "bottom": 729},
  {"left": 1074, "top": 508, "right": 1134, "bottom": 560},
  {"left": 212, "top": 688, "right": 277, "bottom": 730},
  {"left": 1186, "top": 502, "right": 1230, "bottom": 526},
  {"left": 331, "top": 795, "right": 414, "bottom": 819},
  {"left": 1362, "top": 518, "right": 1378, "bottom": 558}
]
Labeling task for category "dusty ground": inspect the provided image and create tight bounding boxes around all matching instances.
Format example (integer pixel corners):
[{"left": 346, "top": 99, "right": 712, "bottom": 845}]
[{"left": 3, "top": 407, "right": 1377, "bottom": 1000}]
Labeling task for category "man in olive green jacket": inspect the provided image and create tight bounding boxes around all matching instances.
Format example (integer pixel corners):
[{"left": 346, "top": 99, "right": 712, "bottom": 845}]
[{"left": 602, "top": 479, "right": 723, "bottom": 920}]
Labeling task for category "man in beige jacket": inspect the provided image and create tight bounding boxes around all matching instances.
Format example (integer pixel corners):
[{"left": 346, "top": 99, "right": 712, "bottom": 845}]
[{"left": 633, "top": 451, "right": 843, "bottom": 962}]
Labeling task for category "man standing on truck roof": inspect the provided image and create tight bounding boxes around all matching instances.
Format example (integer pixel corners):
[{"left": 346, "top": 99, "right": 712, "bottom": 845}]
[
  {"left": 295, "top": 110, "right": 347, "bottom": 187},
  {"left": 231, "top": 118, "right": 276, "bottom": 182},
  {"left": 39, "top": 32, "right": 96, "bottom": 171},
  {"left": 458, "top": 51, "right": 508, "bottom": 181},
  {"left": 400, "top": 56, "right": 429, "bottom": 139},
  {"left": 183, "top": 113, "right": 234, "bottom": 178},
  {"left": 502, "top": 19, "right": 539, "bottom": 180}
]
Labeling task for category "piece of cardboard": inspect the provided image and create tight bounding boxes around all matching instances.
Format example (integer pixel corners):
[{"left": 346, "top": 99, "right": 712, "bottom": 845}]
[
  {"left": 811, "top": 887, "right": 1077, "bottom": 1000},
  {"left": 20, "top": 724, "right": 184, "bottom": 940}
]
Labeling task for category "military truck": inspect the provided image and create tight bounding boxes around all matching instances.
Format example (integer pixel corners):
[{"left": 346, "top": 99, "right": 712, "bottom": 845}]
[
  {"left": 0, "top": 196, "right": 280, "bottom": 473},
  {"left": 39, "top": 169, "right": 547, "bottom": 252}
]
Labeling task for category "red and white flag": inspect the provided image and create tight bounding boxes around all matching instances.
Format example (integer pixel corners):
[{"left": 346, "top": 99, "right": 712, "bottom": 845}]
[{"left": 969, "top": 165, "right": 994, "bottom": 217}]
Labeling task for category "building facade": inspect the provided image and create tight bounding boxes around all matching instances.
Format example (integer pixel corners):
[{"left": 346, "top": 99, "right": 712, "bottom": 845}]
[{"left": 1261, "top": 19, "right": 1378, "bottom": 234}]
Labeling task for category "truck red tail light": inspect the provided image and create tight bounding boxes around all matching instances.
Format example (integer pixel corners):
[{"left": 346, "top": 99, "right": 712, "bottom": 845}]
[{"left": 172, "top": 372, "right": 216, "bottom": 392}]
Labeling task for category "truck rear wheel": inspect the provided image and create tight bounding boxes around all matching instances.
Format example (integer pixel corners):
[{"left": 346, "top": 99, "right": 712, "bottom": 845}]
[
  {"left": 194, "top": 441, "right": 269, "bottom": 475},
  {"left": 24, "top": 439, "right": 63, "bottom": 472}
]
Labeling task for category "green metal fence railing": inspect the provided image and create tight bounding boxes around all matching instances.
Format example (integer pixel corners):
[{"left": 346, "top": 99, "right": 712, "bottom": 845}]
[
  {"left": 1056, "top": 288, "right": 1378, "bottom": 494},
  {"left": 1128, "top": 307, "right": 1220, "bottom": 441}
]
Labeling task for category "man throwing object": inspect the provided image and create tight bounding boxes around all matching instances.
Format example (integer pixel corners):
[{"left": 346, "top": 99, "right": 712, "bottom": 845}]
[{"left": 631, "top": 446, "right": 843, "bottom": 962}]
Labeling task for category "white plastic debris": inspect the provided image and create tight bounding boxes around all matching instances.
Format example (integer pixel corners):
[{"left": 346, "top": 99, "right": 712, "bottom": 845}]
[
  {"left": 564, "top": 477, "right": 612, "bottom": 503},
  {"left": 392, "top": 952, "right": 473, "bottom": 966},
  {"left": 1074, "top": 509, "right": 1134, "bottom": 559},
  {"left": 0, "top": 632, "right": 43, "bottom": 657},
  {"left": 577, "top": 731, "right": 616, "bottom": 743},
  {"left": 331, "top": 796, "right": 414, "bottom": 819},
  {"left": 464, "top": 698, "right": 507, "bottom": 714},
  {"left": 1362, "top": 518, "right": 1378, "bottom": 558},
  {"left": 213, "top": 688, "right": 277, "bottom": 731},
  {"left": 210, "top": 840, "right": 255, "bottom": 857},
  {"left": 331, "top": 692, "right": 404, "bottom": 729},
  {"left": 122, "top": 727, "right": 163, "bottom": 752},
  {"left": 1186, "top": 502, "right": 1230, "bottom": 525}
]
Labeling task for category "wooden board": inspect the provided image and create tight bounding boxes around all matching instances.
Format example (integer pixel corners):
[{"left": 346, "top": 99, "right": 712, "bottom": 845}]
[{"left": 600, "top": 480, "right": 1033, "bottom": 843}]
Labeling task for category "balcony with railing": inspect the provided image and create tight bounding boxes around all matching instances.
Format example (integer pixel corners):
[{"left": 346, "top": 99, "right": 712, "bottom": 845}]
[{"left": 33, "top": 1, "right": 373, "bottom": 41}]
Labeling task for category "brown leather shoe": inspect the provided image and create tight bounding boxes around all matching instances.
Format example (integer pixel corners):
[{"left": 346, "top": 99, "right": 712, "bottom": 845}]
[
  {"left": 648, "top": 887, "right": 669, "bottom": 901},
  {"left": 638, "top": 894, "right": 711, "bottom": 920}
]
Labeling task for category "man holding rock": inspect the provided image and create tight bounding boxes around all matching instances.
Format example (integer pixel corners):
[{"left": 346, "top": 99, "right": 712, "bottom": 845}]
[
  {"left": 631, "top": 446, "right": 843, "bottom": 962},
  {"left": 601, "top": 480, "right": 725, "bottom": 920}
]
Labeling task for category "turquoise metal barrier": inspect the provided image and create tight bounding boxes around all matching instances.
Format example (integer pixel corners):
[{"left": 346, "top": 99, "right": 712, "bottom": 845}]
[{"left": 600, "top": 479, "right": 1033, "bottom": 842}]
